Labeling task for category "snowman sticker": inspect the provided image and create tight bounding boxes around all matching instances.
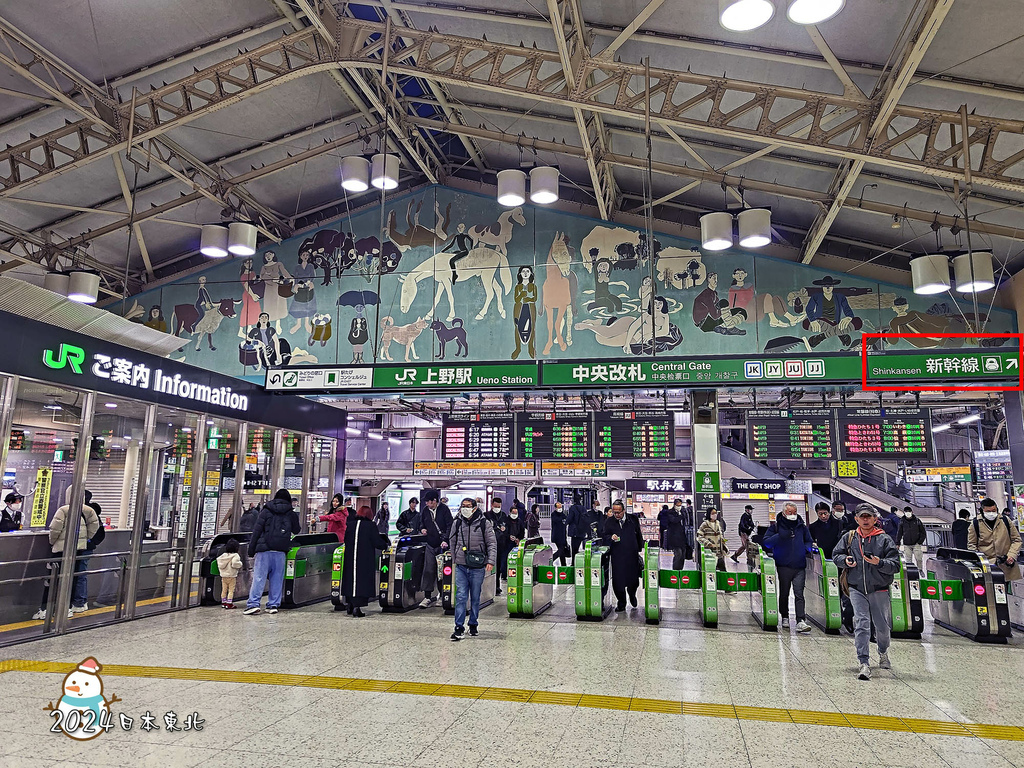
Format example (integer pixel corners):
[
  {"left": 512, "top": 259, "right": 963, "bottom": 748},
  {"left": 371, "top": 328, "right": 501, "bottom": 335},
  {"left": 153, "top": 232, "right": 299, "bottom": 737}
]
[{"left": 44, "top": 657, "right": 119, "bottom": 740}]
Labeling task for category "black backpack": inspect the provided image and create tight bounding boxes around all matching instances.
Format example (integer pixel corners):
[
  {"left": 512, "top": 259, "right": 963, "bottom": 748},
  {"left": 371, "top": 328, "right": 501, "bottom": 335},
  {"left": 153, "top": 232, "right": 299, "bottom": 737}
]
[
  {"left": 88, "top": 517, "right": 105, "bottom": 550},
  {"left": 973, "top": 515, "right": 1013, "bottom": 543},
  {"left": 264, "top": 507, "right": 294, "bottom": 550}
]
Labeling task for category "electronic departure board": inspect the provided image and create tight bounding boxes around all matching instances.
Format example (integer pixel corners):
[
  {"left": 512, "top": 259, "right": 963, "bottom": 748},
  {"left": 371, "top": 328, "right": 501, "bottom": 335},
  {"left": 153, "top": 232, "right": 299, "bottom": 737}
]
[
  {"left": 8, "top": 430, "right": 25, "bottom": 451},
  {"left": 441, "top": 414, "right": 515, "bottom": 461},
  {"left": 516, "top": 412, "right": 591, "bottom": 459},
  {"left": 746, "top": 408, "right": 836, "bottom": 460},
  {"left": 974, "top": 449, "right": 1013, "bottom": 481},
  {"left": 594, "top": 410, "right": 674, "bottom": 460},
  {"left": 838, "top": 407, "right": 933, "bottom": 460}
]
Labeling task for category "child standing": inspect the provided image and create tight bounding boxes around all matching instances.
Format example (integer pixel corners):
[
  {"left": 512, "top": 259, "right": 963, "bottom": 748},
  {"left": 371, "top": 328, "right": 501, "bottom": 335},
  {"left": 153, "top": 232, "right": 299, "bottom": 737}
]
[{"left": 216, "top": 539, "right": 243, "bottom": 609}]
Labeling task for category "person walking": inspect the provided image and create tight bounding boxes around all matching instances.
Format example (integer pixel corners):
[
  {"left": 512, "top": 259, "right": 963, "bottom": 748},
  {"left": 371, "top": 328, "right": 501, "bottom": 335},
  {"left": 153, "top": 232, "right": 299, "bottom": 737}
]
[
  {"left": 318, "top": 494, "right": 349, "bottom": 542},
  {"left": 374, "top": 501, "right": 391, "bottom": 536},
  {"left": 215, "top": 539, "right": 243, "bottom": 609},
  {"left": 396, "top": 497, "right": 419, "bottom": 535},
  {"left": 895, "top": 505, "right": 927, "bottom": 570},
  {"left": 602, "top": 500, "right": 644, "bottom": 611},
  {"left": 239, "top": 503, "right": 259, "bottom": 533},
  {"left": 449, "top": 498, "right": 497, "bottom": 641},
  {"left": 415, "top": 489, "right": 453, "bottom": 609},
  {"left": 762, "top": 502, "right": 815, "bottom": 632},
  {"left": 834, "top": 501, "right": 855, "bottom": 531},
  {"left": 879, "top": 506, "right": 900, "bottom": 539},
  {"left": 696, "top": 508, "right": 728, "bottom": 571},
  {"left": 951, "top": 508, "right": 971, "bottom": 550},
  {"left": 665, "top": 499, "right": 688, "bottom": 569},
  {"left": 566, "top": 497, "right": 587, "bottom": 558},
  {"left": 809, "top": 501, "right": 843, "bottom": 559},
  {"left": 487, "top": 496, "right": 510, "bottom": 596},
  {"left": 342, "top": 506, "right": 391, "bottom": 617},
  {"left": 833, "top": 504, "right": 900, "bottom": 680},
  {"left": 527, "top": 503, "right": 542, "bottom": 539},
  {"left": 550, "top": 501, "right": 569, "bottom": 566},
  {"left": 244, "top": 490, "right": 300, "bottom": 616},
  {"left": 969, "top": 498, "right": 1021, "bottom": 583},
  {"left": 732, "top": 505, "right": 756, "bottom": 563}
]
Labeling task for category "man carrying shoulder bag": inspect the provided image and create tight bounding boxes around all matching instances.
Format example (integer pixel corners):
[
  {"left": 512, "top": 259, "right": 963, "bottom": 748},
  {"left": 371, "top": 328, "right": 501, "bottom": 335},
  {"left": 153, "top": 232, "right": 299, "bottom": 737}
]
[{"left": 448, "top": 497, "right": 497, "bottom": 642}]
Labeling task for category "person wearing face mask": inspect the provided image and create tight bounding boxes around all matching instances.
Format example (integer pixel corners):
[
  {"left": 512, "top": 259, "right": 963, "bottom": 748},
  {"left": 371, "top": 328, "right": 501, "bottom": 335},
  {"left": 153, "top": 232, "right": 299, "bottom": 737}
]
[
  {"left": 449, "top": 498, "right": 497, "bottom": 641},
  {"left": 526, "top": 503, "right": 542, "bottom": 539},
  {"left": 664, "top": 499, "right": 688, "bottom": 570},
  {"left": 878, "top": 506, "right": 900, "bottom": 539},
  {"left": 1, "top": 492, "right": 24, "bottom": 532},
  {"left": 731, "top": 505, "right": 756, "bottom": 564},
  {"left": 550, "top": 501, "right": 569, "bottom": 566},
  {"left": 602, "top": 500, "right": 644, "bottom": 612},
  {"left": 833, "top": 501, "right": 854, "bottom": 532},
  {"left": 414, "top": 489, "right": 454, "bottom": 609},
  {"left": 809, "top": 501, "right": 842, "bottom": 559},
  {"left": 488, "top": 496, "right": 510, "bottom": 596},
  {"left": 762, "top": 502, "right": 815, "bottom": 632},
  {"left": 696, "top": 508, "right": 728, "bottom": 571},
  {"left": 396, "top": 497, "right": 418, "bottom": 535},
  {"left": 583, "top": 500, "right": 603, "bottom": 540},
  {"left": 969, "top": 498, "right": 1021, "bottom": 584},
  {"left": 895, "top": 505, "right": 927, "bottom": 571}
]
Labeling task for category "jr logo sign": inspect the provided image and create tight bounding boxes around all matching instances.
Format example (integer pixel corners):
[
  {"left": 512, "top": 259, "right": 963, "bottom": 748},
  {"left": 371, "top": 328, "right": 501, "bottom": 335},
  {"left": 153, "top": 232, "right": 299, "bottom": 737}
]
[{"left": 43, "top": 343, "right": 85, "bottom": 374}]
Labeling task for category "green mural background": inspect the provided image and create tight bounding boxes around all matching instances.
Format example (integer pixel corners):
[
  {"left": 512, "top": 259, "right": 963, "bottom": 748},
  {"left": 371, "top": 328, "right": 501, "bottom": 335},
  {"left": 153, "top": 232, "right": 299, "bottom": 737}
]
[{"left": 117, "top": 185, "right": 1016, "bottom": 384}]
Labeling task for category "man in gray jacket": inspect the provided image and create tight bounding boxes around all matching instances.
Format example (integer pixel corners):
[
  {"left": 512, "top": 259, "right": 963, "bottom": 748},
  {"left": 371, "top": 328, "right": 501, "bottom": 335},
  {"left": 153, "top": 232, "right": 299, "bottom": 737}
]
[
  {"left": 833, "top": 503, "right": 900, "bottom": 681},
  {"left": 448, "top": 497, "right": 497, "bottom": 641}
]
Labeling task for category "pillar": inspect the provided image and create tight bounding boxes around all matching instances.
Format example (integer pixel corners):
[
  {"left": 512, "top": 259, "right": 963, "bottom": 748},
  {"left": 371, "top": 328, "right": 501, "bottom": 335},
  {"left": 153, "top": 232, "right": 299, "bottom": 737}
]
[{"left": 691, "top": 390, "right": 722, "bottom": 514}]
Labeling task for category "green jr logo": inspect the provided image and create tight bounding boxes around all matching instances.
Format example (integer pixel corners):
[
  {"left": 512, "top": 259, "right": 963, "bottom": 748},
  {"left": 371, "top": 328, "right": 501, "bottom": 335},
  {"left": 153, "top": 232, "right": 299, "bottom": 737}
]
[{"left": 43, "top": 343, "right": 86, "bottom": 374}]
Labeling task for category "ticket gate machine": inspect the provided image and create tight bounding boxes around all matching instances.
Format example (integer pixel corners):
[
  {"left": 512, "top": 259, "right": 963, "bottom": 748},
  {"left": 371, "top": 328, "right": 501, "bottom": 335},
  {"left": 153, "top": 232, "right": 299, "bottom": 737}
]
[
  {"left": 440, "top": 549, "right": 498, "bottom": 615},
  {"left": 927, "top": 548, "right": 1011, "bottom": 643},
  {"left": 379, "top": 534, "right": 428, "bottom": 612},
  {"left": 281, "top": 533, "right": 343, "bottom": 608},
  {"left": 575, "top": 541, "right": 614, "bottom": 621},
  {"left": 506, "top": 537, "right": 554, "bottom": 618}
]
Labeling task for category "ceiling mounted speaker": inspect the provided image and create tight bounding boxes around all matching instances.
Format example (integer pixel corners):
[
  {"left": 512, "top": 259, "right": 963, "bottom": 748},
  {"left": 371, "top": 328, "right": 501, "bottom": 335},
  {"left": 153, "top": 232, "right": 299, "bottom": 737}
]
[
  {"left": 497, "top": 169, "right": 527, "bottom": 207},
  {"left": 227, "top": 222, "right": 257, "bottom": 256},
  {"left": 700, "top": 212, "right": 734, "bottom": 251},
  {"left": 529, "top": 166, "right": 559, "bottom": 205},
  {"left": 371, "top": 153, "right": 399, "bottom": 190},
  {"left": 67, "top": 270, "right": 100, "bottom": 304},
  {"left": 787, "top": 0, "right": 845, "bottom": 25},
  {"left": 953, "top": 251, "right": 995, "bottom": 293},
  {"left": 340, "top": 155, "right": 370, "bottom": 192},
  {"left": 737, "top": 208, "right": 772, "bottom": 248},
  {"left": 720, "top": 0, "right": 776, "bottom": 31},
  {"left": 200, "top": 224, "right": 229, "bottom": 258},
  {"left": 43, "top": 271, "right": 69, "bottom": 296},
  {"left": 910, "top": 254, "right": 951, "bottom": 295}
]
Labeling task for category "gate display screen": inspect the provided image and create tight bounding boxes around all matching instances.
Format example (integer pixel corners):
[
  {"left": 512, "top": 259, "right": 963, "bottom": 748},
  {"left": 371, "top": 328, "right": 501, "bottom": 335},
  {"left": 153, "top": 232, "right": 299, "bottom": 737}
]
[
  {"left": 595, "top": 410, "right": 674, "bottom": 460},
  {"left": 838, "top": 408, "right": 932, "bottom": 460},
  {"left": 516, "top": 412, "right": 591, "bottom": 459},
  {"left": 441, "top": 415, "right": 515, "bottom": 461},
  {"left": 746, "top": 408, "right": 836, "bottom": 460}
]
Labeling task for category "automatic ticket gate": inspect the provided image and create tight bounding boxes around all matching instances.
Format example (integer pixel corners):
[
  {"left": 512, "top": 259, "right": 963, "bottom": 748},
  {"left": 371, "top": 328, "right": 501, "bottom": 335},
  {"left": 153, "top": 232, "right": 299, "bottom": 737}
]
[
  {"left": 281, "top": 533, "right": 343, "bottom": 608},
  {"left": 926, "top": 548, "right": 1011, "bottom": 643},
  {"left": 330, "top": 544, "right": 346, "bottom": 610},
  {"left": 574, "top": 541, "right": 614, "bottom": 620},
  {"left": 505, "top": 537, "right": 554, "bottom": 618},
  {"left": 804, "top": 549, "right": 842, "bottom": 634},
  {"left": 440, "top": 550, "right": 498, "bottom": 615},
  {"left": 379, "top": 534, "right": 428, "bottom": 612},
  {"left": 199, "top": 531, "right": 253, "bottom": 606}
]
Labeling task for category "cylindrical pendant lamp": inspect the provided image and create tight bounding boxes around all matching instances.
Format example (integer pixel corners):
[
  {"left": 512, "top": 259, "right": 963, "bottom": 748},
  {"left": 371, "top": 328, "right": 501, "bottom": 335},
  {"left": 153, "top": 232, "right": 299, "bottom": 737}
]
[
  {"left": 200, "top": 224, "right": 229, "bottom": 258},
  {"left": 700, "top": 212, "right": 734, "bottom": 251},
  {"left": 371, "top": 153, "right": 400, "bottom": 190},
  {"left": 953, "top": 251, "right": 995, "bottom": 293},
  {"left": 43, "top": 271, "right": 69, "bottom": 296},
  {"left": 340, "top": 155, "right": 370, "bottom": 192},
  {"left": 910, "top": 254, "right": 951, "bottom": 295},
  {"left": 67, "top": 270, "right": 100, "bottom": 304},
  {"left": 529, "top": 166, "right": 559, "bottom": 204},
  {"left": 227, "top": 222, "right": 257, "bottom": 257},
  {"left": 497, "top": 169, "right": 527, "bottom": 207},
  {"left": 737, "top": 208, "right": 772, "bottom": 248}
]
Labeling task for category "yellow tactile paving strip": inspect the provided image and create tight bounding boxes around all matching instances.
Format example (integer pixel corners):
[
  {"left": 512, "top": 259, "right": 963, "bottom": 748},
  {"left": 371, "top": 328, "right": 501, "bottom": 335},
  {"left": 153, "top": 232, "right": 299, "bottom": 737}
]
[
  {"left": 2, "top": 659, "right": 1022, "bottom": 742},
  {"left": 0, "top": 586, "right": 200, "bottom": 634}
]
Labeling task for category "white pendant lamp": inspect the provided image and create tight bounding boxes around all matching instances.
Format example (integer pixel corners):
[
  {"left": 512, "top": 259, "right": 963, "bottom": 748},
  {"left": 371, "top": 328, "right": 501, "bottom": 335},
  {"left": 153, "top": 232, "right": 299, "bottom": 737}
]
[
  {"left": 720, "top": 0, "right": 775, "bottom": 31},
  {"left": 700, "top": 212, "right": 734, "bottom": 251},
  {"left": 227, "top": 222, "right": 257, "bottom": 256},
  {"left": 43, "top": 271, "right": 69, "bottom": 296},
  {"left": 200, "top": 224, "right": 229, "bottom": 258},
  {"left": 67, "top": 270, "right": 100, "bottom": 304},
  {"left": 953, "top": 251, "right": 995, "bottom": 293},
  {"left": 497, "top": 169, "right": 527, "bottom": 207},
  {"left": 529, "top": 166, "right": 559, "bottom": 204},
  {"left": 737, "top": 208, "right": 772, "bottom": 248},
  {"left": 787, "top": 0, "right": 844, "bottom": 25},
  {"left": 910, "top": 254, "right": 951, "bottom": 295},
  {"left": 371, "top": 153, "right": 399, "bottom": 190},
  {"left": 340, "top": 155, "right": 370, "bottom": 192}
]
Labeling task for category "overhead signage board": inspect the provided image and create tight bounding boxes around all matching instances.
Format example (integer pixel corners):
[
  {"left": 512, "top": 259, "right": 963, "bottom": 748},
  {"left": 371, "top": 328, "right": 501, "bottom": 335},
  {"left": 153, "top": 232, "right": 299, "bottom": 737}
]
[
  {"left": 540, "top": 461, "right": 607, "bottom": 477},
  {"left": 837, "top": 407, "right": 933, "bottom": 461},
  {"left": 863, "top": 347, "right": 1022, "bottom": 390},
  {"left": 442, "top": 414, "right": 516, "bottom": 461},
  {"left": 731, "top": 479, "right": 786, "bottom": 493},
  {"left": 624, "top": 478, "right": 692, "bottom": 494},
  {"left": 974, "top": 449, "right": 1013, "bottom": 482},
  {"left": 904, "top": 466, "right": 972, "bottom": 483},
  {"left": 412, "top": 461, "right": 535, "bottom": 477},
  {"left": 265, "top": 367, "right": 373, "bottom": 391},
  {"left": 695, "top": 471, "right": 721, "bottom": 493},
  {"left": 746, "top": 408, "right": 836, "bottom": 461}
]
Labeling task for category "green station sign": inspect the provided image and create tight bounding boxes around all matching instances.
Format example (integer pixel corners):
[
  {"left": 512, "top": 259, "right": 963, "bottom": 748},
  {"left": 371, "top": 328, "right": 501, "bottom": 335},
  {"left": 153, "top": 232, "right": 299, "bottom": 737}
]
[
  {"left": 864, "top": 350, "right": 1021, "bottom": 383},
  {"left": 372, "top": 363, "right": 539, "bottom": 389}
]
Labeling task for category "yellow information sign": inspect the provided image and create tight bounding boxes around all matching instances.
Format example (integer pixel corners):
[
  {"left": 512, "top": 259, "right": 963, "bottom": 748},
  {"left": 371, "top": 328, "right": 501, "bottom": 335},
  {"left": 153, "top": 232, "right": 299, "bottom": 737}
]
[
  {"left": 541, "top": 462, "right": 607, "bottom": 477},
  {"left": 30, "top": 467, "right": 52, "bottom": 527},
  {"left": 835, "top": 461, "right": 859, "bottom": 478},
  {"left": 205, "top": 470, "right": 221, "bottom": 488},
  {"left": 413, "top": 461, "right": 535, "bottom": 477}
]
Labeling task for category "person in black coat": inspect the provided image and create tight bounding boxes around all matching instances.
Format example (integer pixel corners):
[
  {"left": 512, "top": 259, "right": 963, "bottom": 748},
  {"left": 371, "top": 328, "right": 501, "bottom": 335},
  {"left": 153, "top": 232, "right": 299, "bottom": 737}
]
[
  {"left": 664, "top": 499, "right": 688, "bottom": 569},
  {"left": 808, "top": 502, "right": 843, "bottom": 559},
  {"left": 602, "top": 500, "right": 644, "bottom": 611},
  {"left": 550, "top": 501, "right": 569, "bottom": 565},
  {"left": 582, "top": 500, "right": 603, "bottom": 540},
  {"left": 245, "top": 489, "right": 300, "bottom": 614},
  {"left": 657, "top": 505, "right": 671, "bottom": 548},
  {"left": 396, "top": 498, "right": 419, "bottom": 535},
  {"left": 413, "top": 489, "right": 454, "bottom": 608},
  {"left": 488, "top": 496, "right": 509, "bottom": 595},
  {"left": 527, "top": 504, "right": 542, "bottom": 539},
  {"left": 951, "top": 508, "right": 971, "bottom": 550},
  {"left": 566, "top": 498, "right": 587, "bottom": 558},
  {"left": 341, "top": 505, "right": 390, "bottom": 617},
  {"left": 507, "top": 506, "right": 527, "bottom": 548}
]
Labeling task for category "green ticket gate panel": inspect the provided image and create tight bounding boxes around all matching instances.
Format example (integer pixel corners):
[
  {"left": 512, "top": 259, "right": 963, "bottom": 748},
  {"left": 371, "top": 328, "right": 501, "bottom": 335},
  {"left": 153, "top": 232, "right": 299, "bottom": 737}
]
[
  {"left": 575, "top": 542, "right": 614, "bottom": 621},
  {"left": 330, "top": 544, "right": 346, "bottom": 611},
  {"left": 379, "top": 534, "right": 427, "bottom": 612},
  {"left": 282, "top": 533, "right": 343, "bottom": 608},
  {"left": 890, "top": 557, "right": 924, "bottom": 639},
  {"left": 644, "top": 543, "right": 660, "bottom": 625},
  {"left": 699, "top": 546, "right": 719, "bottom": 628},
  {"left": 535, "top": 565, "right": 575, "bottom": 585},
  {"left": 442, "top": 550, "right": 497, "bottom": 615},
  {"left": 507, "top": 541, "right": 555, "bottom": 618},
  {"left": 748, "top": 547, "right": 779, "bottom": 631},
  {"left": 804, "top": 548, "right": 842, "bottom": 634},
  {"left": 927, "top": 548, "right": 1011, "bottom": 643}
]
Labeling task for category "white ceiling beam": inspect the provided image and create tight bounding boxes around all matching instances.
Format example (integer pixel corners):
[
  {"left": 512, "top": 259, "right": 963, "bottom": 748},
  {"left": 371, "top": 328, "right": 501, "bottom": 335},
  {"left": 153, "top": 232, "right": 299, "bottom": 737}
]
[
  {"left": 595, "top": 0, "right": 668, "bottom": 61},
  {"left": 805, "top": 26, "right": 866, "bottom": 100},
  {"left": 111, "top": 154, "right": 154, "bottom": 279}
]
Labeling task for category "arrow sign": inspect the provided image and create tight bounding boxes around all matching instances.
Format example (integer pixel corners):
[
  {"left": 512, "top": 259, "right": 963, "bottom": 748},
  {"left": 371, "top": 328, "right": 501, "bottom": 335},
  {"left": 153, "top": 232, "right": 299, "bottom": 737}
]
[{"left": 1008, "top": 358, "right": 1019, "bottom": 370}]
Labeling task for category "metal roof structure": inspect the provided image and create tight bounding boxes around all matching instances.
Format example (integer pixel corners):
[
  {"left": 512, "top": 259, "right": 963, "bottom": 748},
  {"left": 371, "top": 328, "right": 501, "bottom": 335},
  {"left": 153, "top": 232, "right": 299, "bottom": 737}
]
[{"left": 0, "top": 0, "right": 1021, "bottom": 300}]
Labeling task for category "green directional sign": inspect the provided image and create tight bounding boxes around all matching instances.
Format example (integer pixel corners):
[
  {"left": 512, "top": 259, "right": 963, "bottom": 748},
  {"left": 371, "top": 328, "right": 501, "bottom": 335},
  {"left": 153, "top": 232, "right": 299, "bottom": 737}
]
[
  {"left": 865, "top": 350, "right": 1021, "bottom": 383},
  {"left": 372, "top": 362, "right": 539, "bottom": 389},
  {"left": 695, "top": 471, "right": 720, "bottom": 493}
]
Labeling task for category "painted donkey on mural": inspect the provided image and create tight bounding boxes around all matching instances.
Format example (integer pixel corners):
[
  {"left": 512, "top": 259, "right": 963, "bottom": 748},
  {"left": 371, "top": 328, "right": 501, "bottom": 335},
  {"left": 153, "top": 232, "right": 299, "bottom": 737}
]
[{"left": 399, "top": 247, "right": 514, "bottom": 322}]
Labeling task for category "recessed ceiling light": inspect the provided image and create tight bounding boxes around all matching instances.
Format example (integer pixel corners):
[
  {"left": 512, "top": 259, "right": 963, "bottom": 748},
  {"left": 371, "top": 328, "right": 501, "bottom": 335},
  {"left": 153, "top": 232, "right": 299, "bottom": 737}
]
[{"left": 104, "top": 403, "right": 117, "bottom": 409}]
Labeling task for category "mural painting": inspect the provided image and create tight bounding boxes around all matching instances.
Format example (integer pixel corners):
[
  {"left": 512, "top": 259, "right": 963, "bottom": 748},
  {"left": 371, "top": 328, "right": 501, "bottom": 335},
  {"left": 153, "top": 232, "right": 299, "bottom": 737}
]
[{"left": 117, "top": 186, "right": 1016, "bottom": 383}]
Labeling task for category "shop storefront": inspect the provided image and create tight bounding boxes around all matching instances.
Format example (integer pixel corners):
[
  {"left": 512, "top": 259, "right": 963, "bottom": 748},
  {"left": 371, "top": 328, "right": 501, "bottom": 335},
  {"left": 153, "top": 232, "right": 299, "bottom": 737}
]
[{"left": 0, "top": 310, "right": 345, "bottom": 645}]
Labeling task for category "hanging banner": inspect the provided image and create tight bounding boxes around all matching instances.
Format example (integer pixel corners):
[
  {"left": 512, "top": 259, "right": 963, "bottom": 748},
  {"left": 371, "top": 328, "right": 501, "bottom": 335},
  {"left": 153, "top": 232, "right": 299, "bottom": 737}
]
[{"left": 30, "top": 467, "right": 52, "bottom": 527}]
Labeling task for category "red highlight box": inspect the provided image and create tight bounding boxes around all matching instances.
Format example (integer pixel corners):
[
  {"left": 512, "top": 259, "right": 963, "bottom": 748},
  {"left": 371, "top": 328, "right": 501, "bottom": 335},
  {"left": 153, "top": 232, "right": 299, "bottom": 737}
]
[{"left": 860, "top": 333, "right": 1024, "bottom": 392}]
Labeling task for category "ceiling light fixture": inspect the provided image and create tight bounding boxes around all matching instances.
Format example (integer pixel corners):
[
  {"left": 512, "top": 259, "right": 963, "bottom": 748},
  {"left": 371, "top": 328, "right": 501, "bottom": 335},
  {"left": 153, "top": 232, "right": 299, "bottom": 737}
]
[
  {"left": 957, "top": 413, "right": 981, "bottom": 424},
  {"left": 227, "top": 222, "right": 257, "bottom": 256},
  {"left": 104, "top": 403, "right": 117, "bottom": 409},
  {"left": 700, "top": 212, "right": 734, "bottom": 250},
  {"left": 787, "top": 0, "right": 845, "bottom": 25},
  {"left": 340, "top": 155, "right": 370, "bottom": 192},
  {"left": 371, "top": 153, "right": 400, "bottom": 190},
  {"left": 497, "top": 169, "right": 527, "bottom": 207},
  {"left": 720, "top": 0, "right": 776, "bottom": 31},
  {"left": 67, "top": 270, "right": 100, "bottom": 304},
  {"left": 43, "top": 271, "right": 69, "bottom": 296},
  {"left": 737, "top": 208, "right": 772, "bottom": 248},
  {"left": 200, "top": 224, "right": 229, "bottom": 258},
  {"left": 931, "top": 423, "right": 951, "bottom": 433},
  {"left": 529, "top": 166, "right": 559, "bottom": 204},
  {"left": 909, "top": 254, "right": 950, "bottom": 295},
  {"left": 952, "top": 251, "right": 995, "bottom": 293}
]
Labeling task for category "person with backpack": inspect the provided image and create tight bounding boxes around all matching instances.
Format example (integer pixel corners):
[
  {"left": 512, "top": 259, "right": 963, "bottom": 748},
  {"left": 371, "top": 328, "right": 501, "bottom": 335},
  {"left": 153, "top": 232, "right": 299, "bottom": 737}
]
[
  {"left": 969, "top": 498, "right": 1021, "bottom": 583},
  {"left": 762, "top": 502, "right": 815, "bottom": 633},
  {"left": 47, "top": 486, "right": 100, "bottom": 618},
  {"left": 951, "top": 508, "right": 971, "bottom": 550},
  {"left": 731, "top": 505, "right": 756, "bottom": 564},
  {"left": 244, "top": 489, "right": 300, "bottom": 615},
  {"left": 342, "top": 506, "right": 391, "bottom": 617},
  {"left": 448, "top": 497, "right": 497, "bottom": 641},
  {"left": 895, "top": 505, "right": 927, "bottom": 570},
  {"left": 833, "top": 504, "right": 900, "bottom": 680}
]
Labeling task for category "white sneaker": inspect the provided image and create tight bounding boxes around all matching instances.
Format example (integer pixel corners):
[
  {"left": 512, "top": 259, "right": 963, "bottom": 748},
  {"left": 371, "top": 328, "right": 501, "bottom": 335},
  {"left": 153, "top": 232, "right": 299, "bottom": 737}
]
[
  {"left": 67, "top": 609, "right": 75, "bottom": 619},
  {"left": 858, "top": 664, "right": 871, "bottom": 680},
  {"left": 31, "top": 609, "right": 46, "bottom": 621},
  {"left": 878, "top": 652, "right": 891, "bottom": 670},
  {"left": 419, "top": 596, "right": 436, "bottom": 609},
  {"left": 71, "top": 604, "right": 88, "bottom": 613},
  {"left": 266, "top": 607, "right": 278, "bottom": 614},
  {"left": 796, "top": 620, "right": 812, "bottom": 633},
  {"left": 781, "top": 617, "right": 790, "bottom": 628}
]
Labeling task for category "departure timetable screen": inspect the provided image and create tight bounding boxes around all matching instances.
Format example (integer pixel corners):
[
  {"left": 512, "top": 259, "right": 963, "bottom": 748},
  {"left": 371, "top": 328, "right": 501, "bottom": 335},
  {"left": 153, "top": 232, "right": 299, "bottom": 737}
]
[
  {"left": 516, "top": 412, "right": 591, "bottom": 459},
  {"left": 746, "top": 408, "right": 836, "bottom": 460},
  {"left": 595, "top": 410, "right": 674, "bottom": 460},
  {"left": 974, "top": 449, "right": 1013, "bottom": 481},
  {"left": 838, "top": 407, "right": 933, "bottom": 460},
  {"left": 441, "top": 415, "right": 515, "bottom": 461}
]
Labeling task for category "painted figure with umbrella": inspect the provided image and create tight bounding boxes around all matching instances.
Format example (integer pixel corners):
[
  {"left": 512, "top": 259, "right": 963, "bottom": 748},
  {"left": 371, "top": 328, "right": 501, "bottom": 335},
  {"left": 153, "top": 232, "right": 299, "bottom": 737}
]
[{"left": 338, "top": 289, "right": 378, "bottom": 363}]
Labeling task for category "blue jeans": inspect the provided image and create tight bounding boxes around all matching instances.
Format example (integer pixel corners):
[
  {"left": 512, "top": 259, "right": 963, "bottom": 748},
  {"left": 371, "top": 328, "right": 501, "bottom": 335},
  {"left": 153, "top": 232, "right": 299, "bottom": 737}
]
[
  {"left": 247, "top": 551, "right": 286, "bottom": 609},
  {"left": 454, "top": 564, "right": 486, "bottom": 630},
  {"left": 72, "top": 555, "right": 89, "bottom": 608}
]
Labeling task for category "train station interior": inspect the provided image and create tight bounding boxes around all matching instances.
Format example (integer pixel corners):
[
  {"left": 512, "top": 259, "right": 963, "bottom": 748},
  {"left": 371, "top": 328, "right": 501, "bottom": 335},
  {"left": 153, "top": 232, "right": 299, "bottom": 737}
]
[{"left": 1, "top": 0, "right": 1023, "bottom": 766}]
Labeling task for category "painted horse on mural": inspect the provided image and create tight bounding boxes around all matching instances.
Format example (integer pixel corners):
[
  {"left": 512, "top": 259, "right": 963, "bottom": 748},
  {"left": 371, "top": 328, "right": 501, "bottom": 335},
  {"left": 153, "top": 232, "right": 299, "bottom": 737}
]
[
  {"left": 399, "top": 246, "right": 514, "bottom": 322},
  {"left": 539, "top": 232, "right": 578, "bottom": 355},
  {"left": 384, "top": 198, "right": 452, "bottom": 253},
  {"left": 469, "top": 207, "right": 526, "bottom": 256}
]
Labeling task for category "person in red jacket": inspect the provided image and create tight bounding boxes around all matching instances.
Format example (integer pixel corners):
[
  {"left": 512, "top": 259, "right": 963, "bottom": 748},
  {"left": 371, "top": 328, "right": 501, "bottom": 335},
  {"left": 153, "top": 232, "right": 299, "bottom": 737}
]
[{"left": 319, "top": 494, "right": 349, "bottom": 542}]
